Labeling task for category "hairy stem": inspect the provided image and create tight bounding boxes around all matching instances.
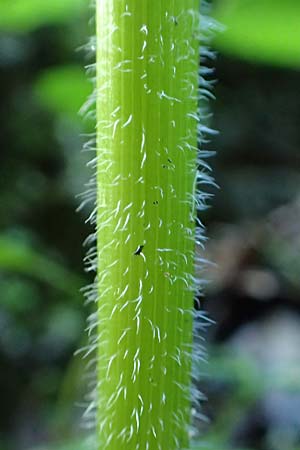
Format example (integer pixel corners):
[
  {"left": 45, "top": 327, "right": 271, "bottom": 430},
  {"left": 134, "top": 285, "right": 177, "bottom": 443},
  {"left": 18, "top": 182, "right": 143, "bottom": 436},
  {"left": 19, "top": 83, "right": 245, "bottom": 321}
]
[{"left": 95, "top": 1, "right": 200, "bottom": 449}]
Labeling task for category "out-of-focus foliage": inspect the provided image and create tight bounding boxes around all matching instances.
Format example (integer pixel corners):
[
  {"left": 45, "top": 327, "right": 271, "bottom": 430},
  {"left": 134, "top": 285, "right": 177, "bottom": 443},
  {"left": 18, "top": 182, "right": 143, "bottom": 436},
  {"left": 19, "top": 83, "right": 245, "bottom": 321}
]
[
  {"left": 0, "top": 0, "right": 86, "bottom": 33},
  {"left": 213, "top": 0, "right": 300, "bottom": 68},
  {"left": 32, "top": 439, "right": 87, "bottom": 450},
  {"left": 0, "top": 1, "right": 91, "bottom": 449},
  {"left": 0, "top": 235, "right": 83, "bottom": 296},
  {"left": 34, "top": 66, "right": 91, "bottom": 120}
]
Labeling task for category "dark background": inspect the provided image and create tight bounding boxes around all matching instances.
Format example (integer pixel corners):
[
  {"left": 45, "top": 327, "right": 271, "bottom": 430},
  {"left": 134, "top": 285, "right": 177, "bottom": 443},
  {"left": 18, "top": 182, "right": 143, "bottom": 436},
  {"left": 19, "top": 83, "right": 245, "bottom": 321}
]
[{"left": 1, "top": 1, "right": 300, "bottom": 449}]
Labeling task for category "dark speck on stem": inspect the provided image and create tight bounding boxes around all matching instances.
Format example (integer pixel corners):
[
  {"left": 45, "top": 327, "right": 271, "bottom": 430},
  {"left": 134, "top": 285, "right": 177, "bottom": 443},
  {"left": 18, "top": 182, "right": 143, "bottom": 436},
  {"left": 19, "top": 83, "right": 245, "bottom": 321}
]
[{"left": 134, "top": 245, "right": 144, "bottom": 256}]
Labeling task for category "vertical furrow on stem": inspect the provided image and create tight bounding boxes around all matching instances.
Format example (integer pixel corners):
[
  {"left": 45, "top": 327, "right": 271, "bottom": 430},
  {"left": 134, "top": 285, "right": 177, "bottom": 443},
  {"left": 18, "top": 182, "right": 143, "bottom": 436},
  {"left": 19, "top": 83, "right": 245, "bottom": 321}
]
[
  {"left": 139, "top": 2, "right": 161, "bottom": 449},
  {"left": 95, "top": 1, "right": 201, "bottom": 449}
]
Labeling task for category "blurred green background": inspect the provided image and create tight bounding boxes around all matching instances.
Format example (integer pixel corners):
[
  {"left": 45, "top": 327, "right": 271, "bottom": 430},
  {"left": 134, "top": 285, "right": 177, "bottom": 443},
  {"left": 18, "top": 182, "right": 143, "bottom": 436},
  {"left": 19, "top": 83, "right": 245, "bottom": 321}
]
[{"left": 1, "top": 1, "right": 300, "bottom": 450}]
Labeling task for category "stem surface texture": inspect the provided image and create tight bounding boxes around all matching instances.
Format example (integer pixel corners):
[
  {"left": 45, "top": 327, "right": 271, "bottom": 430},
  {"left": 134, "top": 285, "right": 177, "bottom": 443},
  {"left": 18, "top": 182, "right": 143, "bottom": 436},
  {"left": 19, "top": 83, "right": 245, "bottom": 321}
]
[{"left": 94, "top": 2, "right": 202, "bottom": 449}]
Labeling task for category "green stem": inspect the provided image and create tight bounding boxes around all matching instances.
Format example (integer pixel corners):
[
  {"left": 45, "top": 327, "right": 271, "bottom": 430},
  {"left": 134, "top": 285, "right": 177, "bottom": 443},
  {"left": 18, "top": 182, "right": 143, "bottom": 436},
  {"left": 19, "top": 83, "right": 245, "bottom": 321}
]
[{"left": 95, "top": 2, "right": 200, "bottom": 449}]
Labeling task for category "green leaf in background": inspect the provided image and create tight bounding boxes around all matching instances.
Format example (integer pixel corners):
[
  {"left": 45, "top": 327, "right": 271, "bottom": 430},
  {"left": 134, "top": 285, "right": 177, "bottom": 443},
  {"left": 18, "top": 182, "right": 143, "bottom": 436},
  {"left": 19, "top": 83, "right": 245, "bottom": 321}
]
[
  {"left": 212, "top": 0, "right": 300, "bottom": 68},
  {"left": 0, "top": 235, "right": 84, "bottom": 297},
  {"left": 31, "top": 439, "right": 87, "bottom": 450},
  {"left": 34, "top": 65, "right": 91, "bottom": 120},
  {"left": 0, "top": 0, "right": 87, "bottom": 33}
]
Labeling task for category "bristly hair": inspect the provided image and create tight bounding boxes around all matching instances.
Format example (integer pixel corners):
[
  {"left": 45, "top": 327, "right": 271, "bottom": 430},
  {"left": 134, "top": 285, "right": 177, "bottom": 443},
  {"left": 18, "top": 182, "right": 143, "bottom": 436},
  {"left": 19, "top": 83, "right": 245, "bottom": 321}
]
[{"left": 77, "top": 2, "right": 220, "bottom": 449}]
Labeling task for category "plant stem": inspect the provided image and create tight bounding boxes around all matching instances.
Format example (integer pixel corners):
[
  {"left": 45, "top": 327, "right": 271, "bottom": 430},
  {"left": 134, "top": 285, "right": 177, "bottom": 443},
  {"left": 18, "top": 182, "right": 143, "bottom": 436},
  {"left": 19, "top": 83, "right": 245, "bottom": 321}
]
[{"left": 96, "top": 1, "right": 200, "bottom": 449}]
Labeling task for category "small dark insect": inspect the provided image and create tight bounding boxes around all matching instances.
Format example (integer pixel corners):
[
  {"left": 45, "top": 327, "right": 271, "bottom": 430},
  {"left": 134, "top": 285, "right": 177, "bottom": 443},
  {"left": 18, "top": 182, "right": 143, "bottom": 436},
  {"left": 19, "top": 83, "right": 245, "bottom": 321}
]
[{"left": 134, "top": 245, "right": 144, "bottom": 256}]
